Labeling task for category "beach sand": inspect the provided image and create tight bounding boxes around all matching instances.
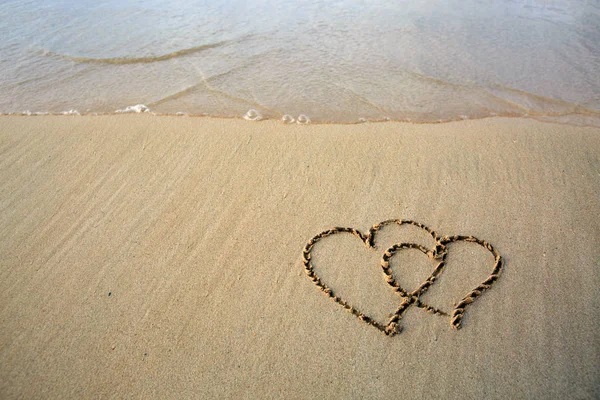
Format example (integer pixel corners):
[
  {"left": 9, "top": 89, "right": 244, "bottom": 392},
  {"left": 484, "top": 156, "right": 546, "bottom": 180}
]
[{"left": 1, "top": 115, "right": 598, "bottom": 398}]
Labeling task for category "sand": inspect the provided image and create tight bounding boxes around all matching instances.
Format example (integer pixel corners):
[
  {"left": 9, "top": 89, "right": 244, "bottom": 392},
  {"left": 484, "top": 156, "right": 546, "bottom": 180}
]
[{"left": 0, "top": 115, "right": 598, "bottom": 398}]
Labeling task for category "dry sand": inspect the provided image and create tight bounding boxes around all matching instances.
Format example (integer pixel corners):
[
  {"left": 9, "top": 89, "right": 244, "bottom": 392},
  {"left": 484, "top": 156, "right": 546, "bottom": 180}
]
[{"left": 1, "top": 115, "right": 599, "bottom": 398}]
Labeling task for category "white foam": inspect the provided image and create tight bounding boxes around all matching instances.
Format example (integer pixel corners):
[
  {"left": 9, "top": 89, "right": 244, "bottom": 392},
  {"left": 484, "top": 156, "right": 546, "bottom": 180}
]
[
  {"left": 115, "top": 104, "right": 150, "bottom": 113},
  {"left": 296, "top": 114, "right": 310, "bottom": 124},
  {"left": 358, "top": 117, "right": 366, "bottom": 123},
  {"left": 21, "top": 110, "right": 78, "bottom": 116},
  {"left": 244, "top": 109, "right": 261, "bottom": 121},
  {"left": 282, "top": 114, "right": 295, "bottom": 123}
]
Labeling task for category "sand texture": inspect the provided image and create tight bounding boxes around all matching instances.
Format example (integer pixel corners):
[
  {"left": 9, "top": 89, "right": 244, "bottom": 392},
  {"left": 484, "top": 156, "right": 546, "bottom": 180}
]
[{"left": 1, "top": 116, "right": 599, "bottom": 398}]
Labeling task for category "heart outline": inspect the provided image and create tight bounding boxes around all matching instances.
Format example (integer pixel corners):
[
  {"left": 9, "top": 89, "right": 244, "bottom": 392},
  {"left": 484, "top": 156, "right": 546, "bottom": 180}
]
[
  {"left": 381, "top": 242, "right": 449, "bottom": 328},
  {"left": 437, "top": 235, "right": 503, "bottom": 329},
  {"left": 302, "top": 219, "right": 447, "bottom": 336},
  {"left": 302, "top": 220, "right": 504, "bottom": 335}
]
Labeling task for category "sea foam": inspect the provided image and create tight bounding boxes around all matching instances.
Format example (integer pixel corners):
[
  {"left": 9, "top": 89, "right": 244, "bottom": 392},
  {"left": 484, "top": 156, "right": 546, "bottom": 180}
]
[
  {"left": 282, "top": 114, "right": 295, "bottom": 123},
  {"left": 115, "top": 104, "right": 150, "bottom": 113},
  {"left": 297, "top": 115, "right": 310, "bottom": 124},
  {"left": 243, "top": 109, "right": 262, "bottom": 121}
]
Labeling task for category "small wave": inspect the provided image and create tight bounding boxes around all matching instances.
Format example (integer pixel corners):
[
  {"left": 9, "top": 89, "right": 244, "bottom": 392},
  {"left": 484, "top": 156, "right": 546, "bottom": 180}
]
[
  {"left": 149, "top": 61, "right": 262, "bottom": 107},
  {"left": 3, "top": 107, "right": 598, "bottom": 128},
  {"left": 45, "top": 39, "right": 233, "bottom": 65},
  {"left": 115, "top": 104, "right": 150, "bottom": 113}
]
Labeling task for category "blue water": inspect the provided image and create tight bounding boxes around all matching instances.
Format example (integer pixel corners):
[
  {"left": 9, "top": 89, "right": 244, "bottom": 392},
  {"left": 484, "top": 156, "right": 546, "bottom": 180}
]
[{"left": 1, "top": 0, "right": 599, "bottom": 125}]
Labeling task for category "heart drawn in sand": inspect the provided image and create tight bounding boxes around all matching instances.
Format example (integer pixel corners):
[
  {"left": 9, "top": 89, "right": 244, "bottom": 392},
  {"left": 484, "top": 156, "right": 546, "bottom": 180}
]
[{"left": 302, "top": 219, "right": 503, "bottom": 336}]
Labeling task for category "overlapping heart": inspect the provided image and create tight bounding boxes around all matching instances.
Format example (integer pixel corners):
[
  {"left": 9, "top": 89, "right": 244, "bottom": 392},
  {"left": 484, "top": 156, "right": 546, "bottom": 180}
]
[{"left": 302, "top": 219, "right": 503, "bottom": 336}]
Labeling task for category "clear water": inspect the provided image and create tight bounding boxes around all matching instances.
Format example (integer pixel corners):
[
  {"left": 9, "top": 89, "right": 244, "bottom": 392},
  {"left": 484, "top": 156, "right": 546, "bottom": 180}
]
[{"left": 1, "top": 0, "right": 599, "bottom": 125}]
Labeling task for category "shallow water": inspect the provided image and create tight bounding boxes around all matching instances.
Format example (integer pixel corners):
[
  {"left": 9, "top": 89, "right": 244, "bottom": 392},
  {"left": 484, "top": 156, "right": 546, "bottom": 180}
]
[{"left": 1, "top": 0, "right": 599, "bottom": 125}]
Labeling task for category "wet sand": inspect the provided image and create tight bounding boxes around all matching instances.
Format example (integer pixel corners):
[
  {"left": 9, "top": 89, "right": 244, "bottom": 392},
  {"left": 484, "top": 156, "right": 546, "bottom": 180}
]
[{"left": 1, "top": 116, "right": 598, "bottom": 398}]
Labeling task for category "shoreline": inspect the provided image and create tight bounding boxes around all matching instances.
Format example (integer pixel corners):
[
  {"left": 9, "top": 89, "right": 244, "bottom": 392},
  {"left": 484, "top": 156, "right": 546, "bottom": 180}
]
[
  {"left": 1, "top": 115, "right": 598, "bottom": 398},
  {"left": 2, "top": 111, "right": 600, "bottom": 129}
]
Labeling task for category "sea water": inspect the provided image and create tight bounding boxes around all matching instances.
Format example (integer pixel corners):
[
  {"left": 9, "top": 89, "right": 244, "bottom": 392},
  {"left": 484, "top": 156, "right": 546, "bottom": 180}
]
[{"left": 1, "top": 0, "right": 599, "bottom": 125}]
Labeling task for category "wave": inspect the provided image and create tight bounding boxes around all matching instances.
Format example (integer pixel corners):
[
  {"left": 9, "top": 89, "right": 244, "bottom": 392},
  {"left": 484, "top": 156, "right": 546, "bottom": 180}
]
[
  {"left": 148, "top": 65, "right": 253, "bottom": 107},
  {"left": 43, "top": 39, "right": 235, "bottom": 65},
  {"left": 4, "top": 109, "right": 599, "bottom": 129},
  {"left": 147, "top": 56, "right": 281, "bottom": 116},
  {"left": 385, "top": 67, "right": 600, "bottom": 118}
]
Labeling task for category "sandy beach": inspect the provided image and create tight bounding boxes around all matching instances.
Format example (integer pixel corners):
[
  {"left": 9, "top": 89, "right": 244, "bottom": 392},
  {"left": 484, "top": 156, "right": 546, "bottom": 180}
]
[{"left": 0, "top": 115, "right": 598, "bottom": 398}]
